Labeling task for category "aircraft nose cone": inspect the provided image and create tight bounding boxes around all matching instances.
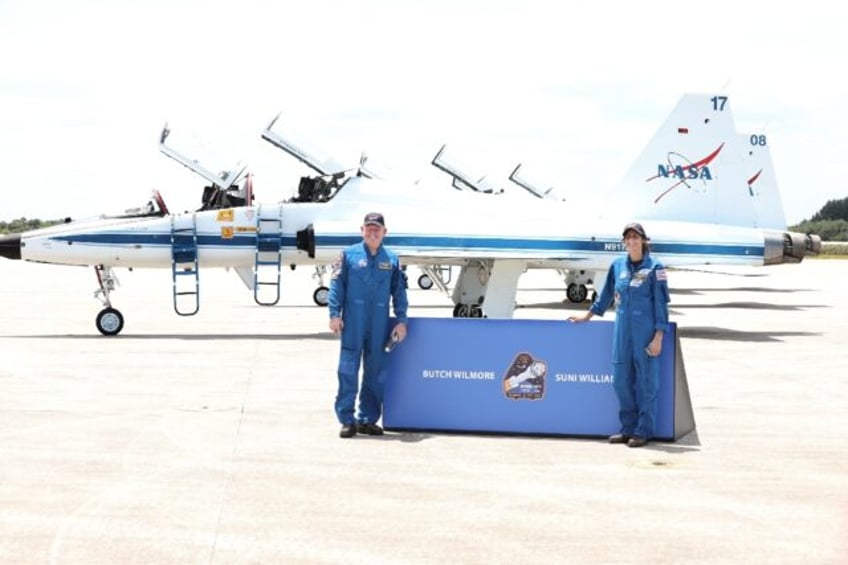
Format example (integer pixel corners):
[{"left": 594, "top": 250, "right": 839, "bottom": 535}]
[{"left": 0, "top": 233, "right": 22, "bottom": 260}]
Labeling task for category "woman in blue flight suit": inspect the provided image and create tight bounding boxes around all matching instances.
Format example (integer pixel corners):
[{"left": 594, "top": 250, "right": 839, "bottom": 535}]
[
  {"left": 328, "top": 212, "right": 409, "bottom": 439},
  {"left": 569, "top": 222, "right": 670, "bottom": 448}
]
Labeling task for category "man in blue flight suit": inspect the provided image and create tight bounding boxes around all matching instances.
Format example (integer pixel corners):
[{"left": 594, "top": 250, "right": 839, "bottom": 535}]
[
  {"left": 328, "top": 212, "right": 409, "bottom": 438},
  {"left": 569, "top": 222, "right": 670, "bottom": 448}
]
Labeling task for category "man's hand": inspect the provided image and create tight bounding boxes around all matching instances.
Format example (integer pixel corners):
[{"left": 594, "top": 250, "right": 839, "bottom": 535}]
[
  {"left": 646, "top": 333, "right": 663, "bottom": 357},
  {"left": 392, "top": 322, "right": 408, "bottom": 342},
  {"left": 329, "top": 317, "right": 343, "bottom": 335}
]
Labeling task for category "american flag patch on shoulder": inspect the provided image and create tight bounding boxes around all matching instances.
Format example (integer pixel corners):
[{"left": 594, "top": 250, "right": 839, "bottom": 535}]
[
  {"left": 656, "top": 268, "right": 668, "bottom": 281},
  {"left": 330, "top": 252, "right": 344, "bottom": 279}
]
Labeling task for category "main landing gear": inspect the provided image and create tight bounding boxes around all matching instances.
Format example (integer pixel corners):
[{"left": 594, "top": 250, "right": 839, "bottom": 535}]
[
  {"left": 94, "top": 265, "right": 124, "bottom": 336},
  {"left": 452, "top": 303, "right": 484, "bottom": 318},
  {"left": 559, "top": 269, "right": 597, "bottom": 304},
  {"left": 313, "top": 285, "right": 329, "bottom": 307},
  {"left": 566, "top": 283, "right": 589, "bottom": 303},
  {"left": 312, "top": 265, "right": 329, "bottom": 306},
  {"left": 417, "top": 265, "right": 452, "bottom": 291},
  {"left": 287, "top": 264, "right": 330, "bottom": 306}
]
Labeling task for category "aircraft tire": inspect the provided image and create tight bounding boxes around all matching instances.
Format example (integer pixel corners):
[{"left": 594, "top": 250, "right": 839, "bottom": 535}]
[
  {"left": 313, "top": 286, "right": 330, "bottom": 307},
  {"left": 96, "top": 307, "right": 124, "bottom": 336},
  {"left": 417, "top": 274, "right": 434, "bottom": 290},
  {"left": 453, "top": 303, "right": 484, "bottom": 318},
  {"left": 566, "top": 283, "right": 589, "bottom": 303}
]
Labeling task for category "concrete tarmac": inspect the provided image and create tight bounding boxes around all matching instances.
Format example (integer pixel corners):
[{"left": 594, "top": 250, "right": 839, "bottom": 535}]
[{"left": 0, "top": 259, "right": 846, "bottom": 564}]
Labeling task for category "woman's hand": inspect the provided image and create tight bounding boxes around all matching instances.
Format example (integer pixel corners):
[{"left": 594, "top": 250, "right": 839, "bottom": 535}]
[{"left": 567, "top": 311, "right": 593, "bottom": 323}]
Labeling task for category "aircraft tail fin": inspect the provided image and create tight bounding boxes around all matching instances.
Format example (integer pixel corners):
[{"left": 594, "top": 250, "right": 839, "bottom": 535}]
[
  {"left": 738, "top": 133, "right": 787, "bottom": 230},
  {"left": 611, "top": 94, "right": 756, "bottom": 227},
  {"left": 739, "top": 133, "right": 822, "bottom": 257}
]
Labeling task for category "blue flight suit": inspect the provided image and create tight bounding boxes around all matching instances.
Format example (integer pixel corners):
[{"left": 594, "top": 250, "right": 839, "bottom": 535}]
[
  {"left": 328, "top": 242, "right": 408, "bottom": 426},
  {"left": 590, "top": 253, "right": 670, "bottom": 439}
]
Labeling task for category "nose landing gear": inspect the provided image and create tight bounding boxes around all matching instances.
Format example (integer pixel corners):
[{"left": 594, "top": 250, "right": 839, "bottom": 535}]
[{"left": 94, "top": 265, "right": 124, "bottom": 336}]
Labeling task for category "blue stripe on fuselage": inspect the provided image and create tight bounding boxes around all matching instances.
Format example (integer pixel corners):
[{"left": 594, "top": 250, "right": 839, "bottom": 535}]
[{"left": 49, "top": 232, "right": 764, "bottom": 258}]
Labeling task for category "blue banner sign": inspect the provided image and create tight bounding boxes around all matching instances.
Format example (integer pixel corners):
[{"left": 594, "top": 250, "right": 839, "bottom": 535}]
[{"left": 384, "top": 318, "right": 682, "bottom": 440}]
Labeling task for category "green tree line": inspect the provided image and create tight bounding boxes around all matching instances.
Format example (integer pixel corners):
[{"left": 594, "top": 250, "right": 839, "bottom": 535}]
[
  {"left": 789, "top": 196, "right": 848, "bottom": 241},
  {"left": 0, "top": 218, "right": 63, "bottom": 234}
]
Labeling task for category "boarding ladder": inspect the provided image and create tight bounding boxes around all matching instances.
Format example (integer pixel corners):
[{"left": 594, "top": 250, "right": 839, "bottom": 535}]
[
  {"left": 170, "top": 214, "right": 200, "bottom": 316},
  {"left": 254, "top": 205, "right": 283, "bottom": 305}
]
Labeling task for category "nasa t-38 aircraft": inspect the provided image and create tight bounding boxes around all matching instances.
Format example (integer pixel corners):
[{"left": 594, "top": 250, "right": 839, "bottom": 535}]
[{"left": 0, "top": 93, "right": 820, "bottom": 335}]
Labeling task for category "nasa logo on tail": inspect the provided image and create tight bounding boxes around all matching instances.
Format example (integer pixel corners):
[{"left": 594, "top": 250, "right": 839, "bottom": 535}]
[
  {"left": 745, "top": 132, "right": 769, "bottom": 197},
  {"left": 746, "top": 169, "right": 763, "bottom": 197},
  {"left": 646, "top": 143, "right": 724, "bottom": 203},
  {"left": 502, "top": 352, "right": 547, "bottom": 401}
]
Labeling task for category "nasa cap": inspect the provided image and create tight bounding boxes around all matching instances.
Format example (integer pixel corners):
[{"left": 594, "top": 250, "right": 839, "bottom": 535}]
[
  {"left": 622, "top": 222, "right": 648, "bottom": 240},
  {"left": 363, "top": 212, "right": 385, "bottom": 227}
]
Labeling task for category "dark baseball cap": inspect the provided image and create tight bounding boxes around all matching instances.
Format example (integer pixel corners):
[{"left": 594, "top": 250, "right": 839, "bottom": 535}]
[
  {"left": 622, "top": 222, "right": 648, "bottom": 239},
  {"left": 363, "top": 212, "right": 385, "bottom": 227}
]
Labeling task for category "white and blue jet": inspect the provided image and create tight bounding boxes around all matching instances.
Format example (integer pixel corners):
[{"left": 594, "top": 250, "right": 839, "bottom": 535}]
[{"left": 0, "top": 94, "right": 820, "bottom": 335}]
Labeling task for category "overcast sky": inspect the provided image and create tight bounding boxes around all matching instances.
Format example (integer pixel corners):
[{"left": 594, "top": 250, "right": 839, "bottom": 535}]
[{"left": 1, "top": 0, "right": 844, "bottom": 225}]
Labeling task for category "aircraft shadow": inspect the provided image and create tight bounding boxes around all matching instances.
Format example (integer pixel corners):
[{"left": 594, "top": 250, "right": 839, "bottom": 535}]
[
  {"left": 517, "top": 301, "right": 581, "bottom": 310},
  {"left": 233, "top": 304, "right": 326, "bottom": 310},
  {"left": 667, "top": 268, "right": 768, "bottom": 277},
  {"left": 6, "top": 332, "right": 341, "bottom": 341},
  {"left": 671, "top": 287, "right": 812, "bottom": 295},
  {"left": 672, "top": 302, "right": 827, "bottom": 311},
  {"left": 516, "top": 286, "right": 809, "bottom": 296},
  {"left": 677, "top": 326, "right": 821, "bottom": 342},
  {"left": 517, "top": 300, "right": 827, "bottom": 313},
  {"left": 516, "top": 287, "right": 576, "bottom": 292},
  {"left": 237, "top": 303, "right": 455, "bottom": 310}
]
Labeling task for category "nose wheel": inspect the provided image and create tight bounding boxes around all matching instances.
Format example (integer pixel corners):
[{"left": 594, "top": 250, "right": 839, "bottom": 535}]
[
  {"left": 93, "top": 265, "right": 125, "bottom": 335},
  {"left": 96, "top": 307, "right": 124, "bottom": 336},
  {"left": 313, "top": 286, "right": 329, "bottom": 306}
]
